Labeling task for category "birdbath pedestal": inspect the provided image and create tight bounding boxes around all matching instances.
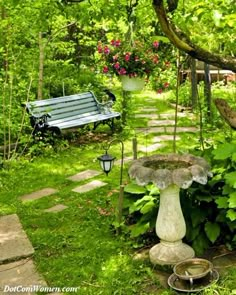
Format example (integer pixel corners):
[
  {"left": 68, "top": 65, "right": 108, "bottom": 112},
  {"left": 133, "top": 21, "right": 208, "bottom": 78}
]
[{"left": 128, "top": 154, "right": 211, "bottom": 265}]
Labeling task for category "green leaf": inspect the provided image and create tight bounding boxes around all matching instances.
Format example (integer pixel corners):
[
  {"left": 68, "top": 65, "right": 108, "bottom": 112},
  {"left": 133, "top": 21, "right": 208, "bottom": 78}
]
[
  {"left": 195, "top": 195, "right": 213, "bottom": 202},
  {"left": 130, "top": 222, "right": 150, "bottom": 238},
  {"left": 212, "top": 10, "right": 222, "bottom": 27},
  {"left": 215, "top": 196, "right": 228, "bottom": 209},
  {"left": 204, "top": 222, "right": 220, "bottom": 243},
  {"left": 146, "top": 184, "right": 159, "bottom": 196},
  {"left": 186, "top": 225, "right": 201, "bottom": 242},
  {"left": 222, "top": 184, "right": 233, "bottom": 195},
  {"left": 140, "top": 200, "right": 155, "bottom": 214},
  {"left": 191, "top": 208, "right": 207, "bottom": 227},
  {"left": 124, "top": 183, "right": 146, "bottom": 194},
  {"left": 232, "top": 152, "right": 236, "bottom": 162},
  {"left": 129, "top": 195, "right": 153, "bottom": 213},
  {"left": 213, "top": 143, "right": 236, "bottom": 160},
  {"left": 225, "top": 172, "right": 236, "bottom": 188},
  {"left": 227, "top": 209, "right": 236, "bottom": 221},
  {"left": 192, "top": 232, "right": 210, "bottom": 255},
  {"left": 151, "top": 36, "right": 170, "bottom": 43},
  {"left": 228, "top": 192, "right": 236, "bottom": 208}
]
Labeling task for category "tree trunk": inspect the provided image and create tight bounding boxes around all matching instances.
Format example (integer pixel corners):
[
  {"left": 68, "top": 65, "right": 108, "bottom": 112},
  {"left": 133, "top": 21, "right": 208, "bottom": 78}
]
[
  {"left": 204, "top": 63, "right": 212, "bottom": 120},
  {"left": 38, "top": 32, "right": 44, "bottom": 100},
  {"left": 190, "top": 57, "right": 197, "bottom": 109},
  {"left": 214, "top": 99, "right": 236, "bottom": 129}
]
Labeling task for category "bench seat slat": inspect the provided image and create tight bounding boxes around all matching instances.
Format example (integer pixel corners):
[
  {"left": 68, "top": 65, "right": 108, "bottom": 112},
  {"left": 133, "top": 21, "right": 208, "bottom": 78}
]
[
  {"left": 47, "top": 110, "right": 100, "bottom": 124},
  {"left": 28, "top": 92, "right": 95, "bottom": 108},
  {"left": 28, "top": 98, "right": 98, "bottom": 116},
  {"left": 48, "top": 112, "right": 121, "bottom": 130},
  {"left": 46, "top": 104, "right": 99, "bottom": 118}
]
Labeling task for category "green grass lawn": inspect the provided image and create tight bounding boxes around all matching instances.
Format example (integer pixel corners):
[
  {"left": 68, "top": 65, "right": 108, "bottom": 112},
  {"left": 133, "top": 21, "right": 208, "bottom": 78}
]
[{"left": 0, "top": 89, "right": 235, "bottom": 294}]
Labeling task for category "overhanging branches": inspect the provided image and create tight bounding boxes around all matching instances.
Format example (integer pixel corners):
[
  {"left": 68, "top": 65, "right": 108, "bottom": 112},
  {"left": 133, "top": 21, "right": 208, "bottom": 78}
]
[{"left": 152, "top": 0, "right": 236, "bottom": 72}]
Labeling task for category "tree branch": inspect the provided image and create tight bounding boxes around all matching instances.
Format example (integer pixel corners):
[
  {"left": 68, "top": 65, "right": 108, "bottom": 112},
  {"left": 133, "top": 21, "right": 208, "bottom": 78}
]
[{"left": 152, "top": 0, "right": 236, "bottom": 72}]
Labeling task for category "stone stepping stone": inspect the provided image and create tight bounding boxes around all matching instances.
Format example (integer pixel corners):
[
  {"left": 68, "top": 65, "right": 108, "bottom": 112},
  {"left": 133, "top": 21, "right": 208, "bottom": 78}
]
[
  {"left": 159, "top": 112, "right": 195, "bottom": 119},
  {"left": 67, "top": 169, "right": 102, "bottom": 182},
  {"left": 44, "top": 204, "right": 68, "bottom": 213},
  {"left": 165, "top": 126, "right": 199, "bottom": 133},
  {"left": 139, "top": 143, "right": 164, "bottom": 153},
  {"left": 72, "top": 180, "right": 107, "bottom": 193},
  {"left": 148, "top": 119, "right": 175, "bottom": 127},
  {"left": 0, "top": 214, "right": 34, "bottom": 264},
  {"left": 20, "top": 188, "right": 58, "bottom": 201},
  {"left": 0, "top": 258, "right": 47, "bottom": 293},
  {"left": 136, "top": 127, "right": 165, "bottom": 134},
  {"left": 135, "top": 114, "right": 158, "bottom": 119},
  {"left": 140, "top": 108, "right": 157, "bottom": 112},
  {"left": 114, "top": 156, "right": 133, "bottom": 165},
  {"left": 153, "top": 135, "right": 181, "bottom": 142}
]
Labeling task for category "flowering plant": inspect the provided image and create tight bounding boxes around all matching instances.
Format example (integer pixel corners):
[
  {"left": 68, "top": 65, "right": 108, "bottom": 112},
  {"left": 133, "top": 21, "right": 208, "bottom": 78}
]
[{"left": 97, "top": 39, "right": 160, "bottom": 78}]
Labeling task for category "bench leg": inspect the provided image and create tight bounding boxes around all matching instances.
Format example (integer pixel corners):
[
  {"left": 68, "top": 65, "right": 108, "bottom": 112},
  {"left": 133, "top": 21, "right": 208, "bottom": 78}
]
[{"left": 93, "top": 119, "right": 115, "bottom": 133}]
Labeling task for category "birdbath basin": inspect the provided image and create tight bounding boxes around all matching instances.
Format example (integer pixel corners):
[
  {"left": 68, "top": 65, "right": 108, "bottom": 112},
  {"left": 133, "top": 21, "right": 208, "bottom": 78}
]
[{"left": 128, "top": 154, "right": 211, "bottom": 265}]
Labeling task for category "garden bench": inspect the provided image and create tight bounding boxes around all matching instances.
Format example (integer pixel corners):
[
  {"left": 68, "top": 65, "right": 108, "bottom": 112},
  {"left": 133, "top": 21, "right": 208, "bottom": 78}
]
[{"left": 23, "top": 91, "right": 120, "bottom": 137}]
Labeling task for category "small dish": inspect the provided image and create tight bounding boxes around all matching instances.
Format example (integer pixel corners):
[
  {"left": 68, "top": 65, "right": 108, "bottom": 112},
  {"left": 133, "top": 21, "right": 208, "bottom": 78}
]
[{"left": 173, "top": 258, "right": 213, "bottom": 280}]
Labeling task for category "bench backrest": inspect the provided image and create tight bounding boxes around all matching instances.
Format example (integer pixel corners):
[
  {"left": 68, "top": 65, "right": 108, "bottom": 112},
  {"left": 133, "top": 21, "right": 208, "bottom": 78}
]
[{"left": 25, "top": 91, "right": 101, "bottom": 122}]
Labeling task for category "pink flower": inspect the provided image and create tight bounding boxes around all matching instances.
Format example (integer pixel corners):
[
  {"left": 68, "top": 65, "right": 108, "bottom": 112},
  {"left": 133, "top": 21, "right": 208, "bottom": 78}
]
[
  {"left": 113, "top": 54, "right": 118, "bottom": 61},
  {"left": 97, "top": 46, "right": 103, "bottom": 53},
  {"left": 114, "top": 62, "right": 120, "bottom": 69},
  {"left": 110, "top": 39, "right": 116, "bottom": 46},
  {"left": 157, "top": 88, "right": 163, "bottom": 94},
  {"left": 124, "top": 53, "right": 131, "bottom": 61},
  {"left": 115, "top": 40, "right": 121, "bottom": 47},
  {"left": 104, "top": 46, "right": 110, "bottom": 54},
  {"left": 119, "top": 68, "right": 127, "bottom": 75},
  {"left": 129, "top": 73, "right": 137, "bottom": 77},
  {"left": 103, "top": 66, "right": 109, "bottom": 73},
  {"left": 153, "top": 41, "right": 159, "bottom": 48},
  {"left": 164, "top": 82, "right": 170, "bottom": 88}
]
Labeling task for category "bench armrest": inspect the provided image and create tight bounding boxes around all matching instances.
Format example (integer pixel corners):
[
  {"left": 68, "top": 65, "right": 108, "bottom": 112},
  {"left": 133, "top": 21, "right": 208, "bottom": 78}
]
[
  {"left": 97, "top": 101, "right": 114, "bottom": 114},
  {"left": 29, "top": 113, "right": 51, "bottom": 128}
]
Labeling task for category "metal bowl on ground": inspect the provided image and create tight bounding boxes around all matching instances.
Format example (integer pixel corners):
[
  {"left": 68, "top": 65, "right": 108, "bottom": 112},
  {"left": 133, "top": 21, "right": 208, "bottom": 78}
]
[
  {"left": 173, "top": 258, "right": 213, "bottom": 281},
  {"left": 168, "top": 269, "right": 219, "bottom": 293}
]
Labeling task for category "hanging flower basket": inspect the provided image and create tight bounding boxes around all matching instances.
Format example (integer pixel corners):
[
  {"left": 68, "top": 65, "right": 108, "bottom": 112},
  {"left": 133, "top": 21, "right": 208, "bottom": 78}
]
[{"left": 120, "top": 76, "right": 145, "bottom": 91}]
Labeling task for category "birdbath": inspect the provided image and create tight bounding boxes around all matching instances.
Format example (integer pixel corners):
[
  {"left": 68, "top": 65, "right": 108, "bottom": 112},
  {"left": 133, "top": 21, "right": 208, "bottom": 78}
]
[{"left": 128, "top": 154, "right": 212, "bottom": 265}]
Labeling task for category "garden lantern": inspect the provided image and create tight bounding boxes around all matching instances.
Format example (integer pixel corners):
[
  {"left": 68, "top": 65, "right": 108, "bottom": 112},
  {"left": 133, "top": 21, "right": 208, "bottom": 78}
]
[{"left": 97, "top": 151, "right": 116, "bottom": 175}]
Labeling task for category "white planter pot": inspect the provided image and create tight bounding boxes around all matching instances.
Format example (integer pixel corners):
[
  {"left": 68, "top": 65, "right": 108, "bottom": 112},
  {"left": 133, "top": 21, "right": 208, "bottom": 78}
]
[{"left": 120, "top": 76, "right": 145, "bottom": 91}]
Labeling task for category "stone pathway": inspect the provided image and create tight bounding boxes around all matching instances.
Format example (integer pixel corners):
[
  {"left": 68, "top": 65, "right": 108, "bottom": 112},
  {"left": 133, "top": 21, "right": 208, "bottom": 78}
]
[
  {"left": 72, "top": 180, "right": 107, "bottom": 193},
  {"left": 0, "top": 215, "right": 34, "bottom": 264},
  {"left": 139, "top": 142, "right": 164, "bottom": 153},
  {"left": 67, "top": 169, "right": 101, "bottom": 182},
  {"left": 44, "top": 204, "right": 68, "bottom": 213},
  {"left": 134, "top": 100, "right": 200, "bottom": 156},
  {"left": 0, "top": 215, "right": 47, "bottom": 294},
  {"left": 20, "top": 188, "right": 58, "bottom": 202}
]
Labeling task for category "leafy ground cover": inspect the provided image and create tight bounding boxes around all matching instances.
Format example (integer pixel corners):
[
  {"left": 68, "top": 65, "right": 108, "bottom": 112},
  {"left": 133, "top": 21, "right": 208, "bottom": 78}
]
[{"left": 0, "top": 88, "right": 236, "bottom": 294}]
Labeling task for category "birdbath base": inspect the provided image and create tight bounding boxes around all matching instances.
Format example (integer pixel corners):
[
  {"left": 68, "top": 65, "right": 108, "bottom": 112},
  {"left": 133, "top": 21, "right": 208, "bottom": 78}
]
[{"left": 149, "top": 240, "right": 195, "bottom": 265}]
